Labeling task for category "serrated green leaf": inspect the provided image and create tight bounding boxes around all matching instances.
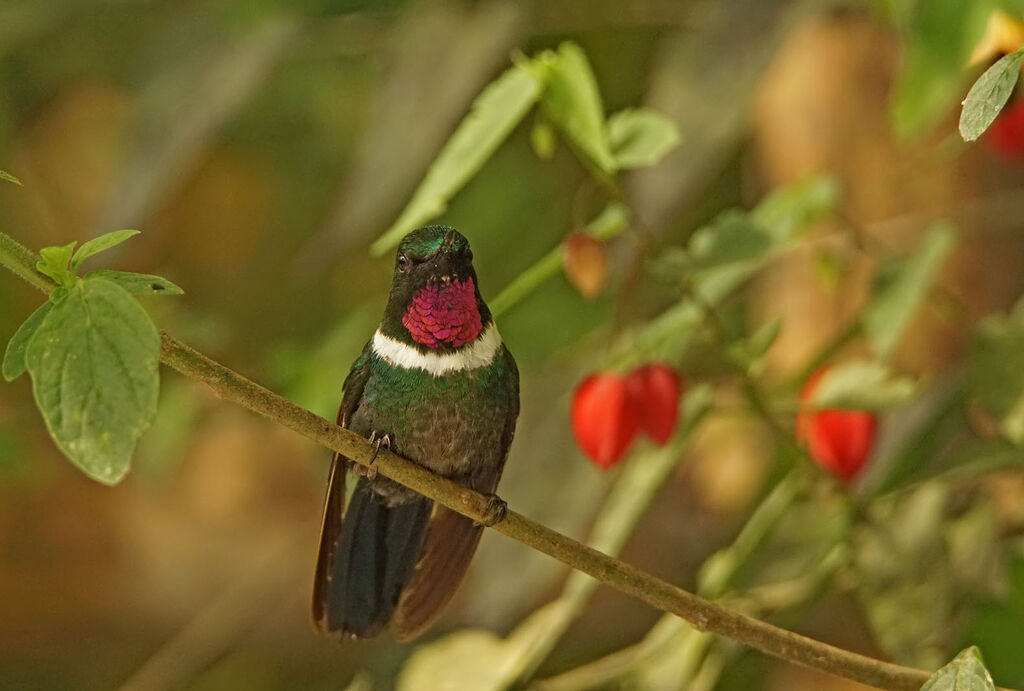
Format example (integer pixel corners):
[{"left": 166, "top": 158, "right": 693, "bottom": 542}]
[
  {"left": 863, "top": 222, "right": 956, "bottom": 361},
  {"left": 921, "top": 646, "right": 995, "bottom": 691},
  {"left": 370, "top": 61, "right": 544, "bottom": 256},
  {"left": 539, "top": 42, "right": 616, "bottom": 174},
  {"left": 36, "top": 242, "right": 77, "bottom": 285},
  {"left": 606, "top": 108, "right": 680, "bottom": 168},
  {"left": 809, "top": 360, "right": 917, "bottom": 410},
  {"left": 86, "top": 270, "right": 184, "bottom": 296},
  {"left": 3, "top": 302, "right": 52, "bottom": 381},
  {"left": 960, "top": 48, "right": 1024, "bottom": 142},
  {"left": 0, "top": 169, "right": 21, "bottom": 185},
  {"left": 70, "top": 229, "right": 140, "bottom": 270},
  {"left": 25, "top": 278, "right": 160, "bottom": 484}
]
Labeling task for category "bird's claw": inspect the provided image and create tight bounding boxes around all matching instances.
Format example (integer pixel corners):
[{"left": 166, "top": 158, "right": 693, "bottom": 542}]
[
  {"left": 367, "top": 431, "right": 391, "bottom": 465},
  {"left": 353, "top": 432, "right": 391, "bottom": 479},
  {"left": 478, "top": 493, "right": 508, "bottom": 527}
]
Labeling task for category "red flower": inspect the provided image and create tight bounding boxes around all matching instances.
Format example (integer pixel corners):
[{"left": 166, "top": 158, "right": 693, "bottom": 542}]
[
  {"left": 572, "top": 373, "right": 639, "bottom": 469},
  {"left": 571, "top": 364, "right": 682, "bottom": 469},
  {"left": 627, "top": 365, "right": 682, "bottom": 445},
  {"left": 985, "top": 98, "right": 1024, "bottom": 159},
  {"left": 796, "top": 369, "right": 877, "bottom": 482}
]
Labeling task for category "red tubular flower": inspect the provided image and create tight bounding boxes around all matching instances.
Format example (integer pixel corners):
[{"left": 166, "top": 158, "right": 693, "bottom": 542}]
[
  {"left": 571, "top": 364, "right": 683, "bottom": 469},
  {"left": 572, "top": 373, "right": 639, "bottom": 469},
  {"left": 627, "top": 364, "right": 682, "bottom": 445},
  {"left": 796, "top": 369, "right": 878, "bottom": 482}
]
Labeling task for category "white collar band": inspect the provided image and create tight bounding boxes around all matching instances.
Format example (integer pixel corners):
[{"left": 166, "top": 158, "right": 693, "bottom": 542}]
[{"left": 372, "top": 323, "right": 502, "bottom": 377}]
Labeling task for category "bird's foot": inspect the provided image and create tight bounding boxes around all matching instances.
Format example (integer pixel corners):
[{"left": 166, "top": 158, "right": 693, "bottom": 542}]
[
  {"left": 355, "top": 432, "right": 391, "bottom": 479},
  {"left": 368, "top": 431, "right": 391, "bottom": 464},
  {"left": 478, "top": 493, "right": 508, "bottom": 527}
]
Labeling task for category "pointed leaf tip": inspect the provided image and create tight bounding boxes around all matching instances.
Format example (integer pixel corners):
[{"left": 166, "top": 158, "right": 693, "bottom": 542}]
[
  {"left": 960, "top": 48, "right": 1024, "bottom": 142},
  {"left": 920, "top": 646, "right": 995, "bottom": 691},
  {"left": 71, "top": 229, "right": 141, "bottom": 270}
]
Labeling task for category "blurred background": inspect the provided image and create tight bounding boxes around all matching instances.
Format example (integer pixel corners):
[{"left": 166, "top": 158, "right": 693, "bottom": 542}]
[{"left": 2, "top": 0, "right": 1024, "bottom": 689}]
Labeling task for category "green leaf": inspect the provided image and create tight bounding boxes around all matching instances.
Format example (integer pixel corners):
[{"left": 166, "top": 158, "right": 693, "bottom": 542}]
[
  {"left": 890, "top": 0, "right": 991, "bottom": 138},
  {"left": 539, "top": 42, "right": 616, "bottom": 174},
  {"left": 809, "top": 360, "right": 917, "bottom": 410},
  {"left": 960, "top": 48, "right": 1024, "bottom": 142},
  {"left": 969, "top": 299, "right": 1024, "bottom": 446},
  {"left": 961, "top": 556, "right": 1024, "bottom": 684},
  {"left": 751, "top": 175, "right": 839, "bottom": 244},
  {"left": 70, "top": 229, "right": 140, "bottom": 270},
  {"left": 606, "top": 108, "right": 680, "bottom": 168},
  {"left": 86, "top": 270, "right": 184, "bottom": 296},
  {"left": 729, "top": 318, "right": 782, "bottom": 375},
  {"left": 921, "top": 646, "right": 995, "bottom": 691},
  {"left": 3, "top": 302, "right": 53, "bottom": 381},
  {"left": 855, "top": 484, "right": 955, "bottom": 669},
  {"left": 862, "top": 222, "right": 956, "bottom": 361},
  {"left": 36, "top": 242, "right": 77, "bottom": 286},
  {"left": 25, "top": 277, "right": 160, "bottom": 484},
  {"left": 0, "top": 169, "right": 21, "bottom": 185},
  {"left": 612, "top": 177, "right": 840, "bottom": 369},
  {"left": 688, "top": 210, "right": 773, "bottom": 270},
  {"left": 370, "top": 61, "right": 544, "bottom": 256}
]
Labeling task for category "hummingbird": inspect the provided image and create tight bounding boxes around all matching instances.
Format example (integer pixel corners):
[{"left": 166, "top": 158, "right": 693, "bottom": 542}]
[{"left": 312, "top": 226, "right": 520, "bottom": 640}]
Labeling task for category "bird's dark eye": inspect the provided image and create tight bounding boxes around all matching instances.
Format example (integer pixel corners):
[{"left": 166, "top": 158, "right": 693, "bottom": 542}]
[{"left": 397, "top": 254, "right": 410, "bottom": 271}]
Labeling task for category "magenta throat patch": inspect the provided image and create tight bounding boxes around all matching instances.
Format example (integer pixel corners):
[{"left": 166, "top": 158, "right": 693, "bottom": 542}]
[{"left": 403, "top": 278, "right": 483, "bottom": 348}]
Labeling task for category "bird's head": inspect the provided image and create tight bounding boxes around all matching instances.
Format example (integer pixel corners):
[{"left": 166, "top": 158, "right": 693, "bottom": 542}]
[{"left": 381, "top": 226, "right": 491, "bottom": 351}]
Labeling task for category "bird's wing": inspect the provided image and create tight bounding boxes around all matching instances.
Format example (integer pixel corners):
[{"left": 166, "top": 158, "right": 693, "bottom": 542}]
[
  {"left": 312, "top": 340, "right": 374, "bottom": 630},
  {"left": 393, "top": 346, "right": 520, "bottom": 641}
]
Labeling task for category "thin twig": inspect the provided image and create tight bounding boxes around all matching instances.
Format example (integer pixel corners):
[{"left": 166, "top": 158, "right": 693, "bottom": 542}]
[{"left": 0, "top": 231, "right": 970, "bottom": 691}]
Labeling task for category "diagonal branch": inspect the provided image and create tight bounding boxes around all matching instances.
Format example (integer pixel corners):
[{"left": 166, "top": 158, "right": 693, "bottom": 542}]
[{"left": 0, "top": 230, "right": 982, "bottom": 691}]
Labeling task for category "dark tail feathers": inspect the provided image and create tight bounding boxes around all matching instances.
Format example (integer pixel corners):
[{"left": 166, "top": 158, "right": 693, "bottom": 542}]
[{"left": 318, "top": 477, "right": 432, "bottom": 637}]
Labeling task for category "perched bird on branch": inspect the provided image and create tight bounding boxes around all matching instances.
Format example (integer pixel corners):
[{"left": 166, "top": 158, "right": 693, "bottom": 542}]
[{"left": 313, "top": 226, "right": 520, "bottom": 640}]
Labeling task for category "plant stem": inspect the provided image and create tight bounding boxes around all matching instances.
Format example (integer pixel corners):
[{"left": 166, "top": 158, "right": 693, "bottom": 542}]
[
  {"left": 683, "top": 278, "right": 797, "bottom": 450},
  {"left": 155, "top": 336, "right": 936, "bottom": 691},
  {"left": 489, "top": 245, "right": 563, "bottom": 318},
  {"left": 0, "top": 231, "right": 979, "bottom": 691},
  {"left": 489, "top": 201, "right": 629, "bottom": 317},
  {"left": 786, "top": 318, "right": 861, "bottom": 391},
  {"left": 536, "top": 469, "right": 808, "bottom": 690},
  {"left": 0, "top": 231, "right": 52, "bottom": 293}
]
